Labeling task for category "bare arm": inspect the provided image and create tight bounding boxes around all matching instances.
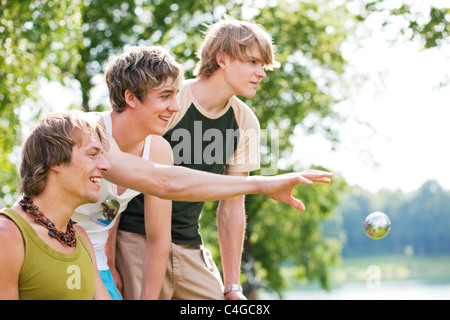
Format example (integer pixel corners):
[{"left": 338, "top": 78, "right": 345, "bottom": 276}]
[
  {"left": 0, "top": 215, "right": 23, "bottom": 300},
  {"left": 75, "top": 225, "right": 112, "bottom": 300},
  {"left": 140, "top": 193, "right": 171, "bottom": 299},
  {"left": 140, "top": 136, "right": 173, "bottom": 300},
  {"left": 105, "top": 216, "right": 122, "bottom": 293},
  {"left": 217, "top": 172, "right": 248, "bottom": 300},
  {"left": 102, "top": 133, "right": 332, "bottom": 210}
]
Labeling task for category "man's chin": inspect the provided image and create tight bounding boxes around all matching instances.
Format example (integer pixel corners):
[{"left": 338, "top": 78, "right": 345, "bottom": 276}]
[
  {"left": 87, "top": 194, "right": 100, "bottom": 204},
  {"left": 242, "top": 91, "right": 257, "bottom": 99}
]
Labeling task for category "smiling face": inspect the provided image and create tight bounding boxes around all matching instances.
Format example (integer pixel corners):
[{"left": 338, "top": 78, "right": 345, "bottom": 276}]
[
  {"left": 19, "top": 111, "right": 110, "bottom": 200},
  {"left": 57, "top": 133, "right": 110, "bottom": 206},
  {"left": 128, "top": 77, "right": 180, "bottom": 136},
  {"left": 106, "top": 46, "right": 184, "bottom": 114},
  {"left": 220, "top": 45, "right": 267, "bottom": 99}
]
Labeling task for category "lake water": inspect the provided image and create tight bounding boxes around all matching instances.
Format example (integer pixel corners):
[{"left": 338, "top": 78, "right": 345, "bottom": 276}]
[{"left": 260, "top": 280, "right": 450, "bottom": 300}]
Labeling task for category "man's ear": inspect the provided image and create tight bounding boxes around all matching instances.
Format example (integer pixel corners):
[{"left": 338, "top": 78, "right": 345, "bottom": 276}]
[
  {"left": 124, "top": 90, "right": 138, "bottom": 109},
  {"left": 49, "top": 164, "right": 62, "bottom": 173},
  {"left": 216, "top": 52, "right": 226, "bottom": 69}
]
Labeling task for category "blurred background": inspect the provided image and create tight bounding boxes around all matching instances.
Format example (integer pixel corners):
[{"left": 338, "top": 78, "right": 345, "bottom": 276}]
[{"left": 1, "top": 0, "right": 449, "bottom": 299}]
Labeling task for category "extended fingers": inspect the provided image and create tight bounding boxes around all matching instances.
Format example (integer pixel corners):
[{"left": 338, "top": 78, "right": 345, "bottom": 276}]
[
  {"left": 297, "top": 175, "right": 313, "bottom": 185},
  {"left": 314, "top": 177, "right": 332, "bottom": 183},
  {"left": 302, "top": 169, "right": 333, "bottom": 176},
  {"left": 300, "top": 170, "right": 333, "bottom": 182}
]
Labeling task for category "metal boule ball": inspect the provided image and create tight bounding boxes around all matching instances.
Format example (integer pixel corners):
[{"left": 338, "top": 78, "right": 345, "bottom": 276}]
[{"left": 363, "top": 211, "right": 391, "bottom": 239}]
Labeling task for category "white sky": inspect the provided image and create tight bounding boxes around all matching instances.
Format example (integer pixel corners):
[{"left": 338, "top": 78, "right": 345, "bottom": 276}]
[{"left": 292, "top": 10, "right": 450, "bottom": 193}]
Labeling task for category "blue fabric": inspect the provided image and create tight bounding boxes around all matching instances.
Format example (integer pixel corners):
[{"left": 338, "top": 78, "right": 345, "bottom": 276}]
[{"left": 99, "top": 270, "right": 123, "bottom": 300}]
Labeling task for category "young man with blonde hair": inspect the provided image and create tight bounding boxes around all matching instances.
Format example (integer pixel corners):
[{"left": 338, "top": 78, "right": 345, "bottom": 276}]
[
  {"left": 0, "top": 111, "right": 111, "bottom": 299},
  {"left": 118, "top": 17, "right": 327, "bottom": 300}
]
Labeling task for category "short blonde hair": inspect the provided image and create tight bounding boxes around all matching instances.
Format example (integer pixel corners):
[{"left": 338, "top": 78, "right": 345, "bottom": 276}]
[
  {"left": 19, "top": 111, "right": 109, "bottom": 197},
  {"left": 194, "top": 16, "right": 280, "bottom": 79},
  {"left": 105, "top": 46, "right": 184, "bottom": 112}
]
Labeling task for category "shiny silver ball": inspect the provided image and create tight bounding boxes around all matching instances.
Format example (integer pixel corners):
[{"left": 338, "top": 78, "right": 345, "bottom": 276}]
[{"left": 364, "top": 212, "right": 391, "bottom": 239}]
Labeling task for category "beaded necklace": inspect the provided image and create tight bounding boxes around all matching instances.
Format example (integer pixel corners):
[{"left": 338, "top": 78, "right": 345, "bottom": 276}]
[{"left": 19, "top": 196, "right": 77, "bottom": 247}]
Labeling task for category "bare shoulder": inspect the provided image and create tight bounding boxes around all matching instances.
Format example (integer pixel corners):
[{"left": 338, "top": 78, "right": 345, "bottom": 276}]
[
  {"left": 74, "top": 224, "right": 94, "bottom": 249},
  {"left": 0, "top": 213, "right": 24, "bottom": 298},
  {"left": 0, "top": 213, "right": 25, "bottom": 268},
  {"left": 0, "top": 214, "right": 23, "bottom": 245},
  {"left": 74, "top": 225, "right": 96, "bottom": 258},
  {"left": 149, "top": 135, "right": 173, "bottom": 165}
]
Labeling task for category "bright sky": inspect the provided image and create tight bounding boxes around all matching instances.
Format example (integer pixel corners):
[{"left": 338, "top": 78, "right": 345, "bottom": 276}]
[{"left": 292, "top": 9, "right": 450, "bottom": 193}]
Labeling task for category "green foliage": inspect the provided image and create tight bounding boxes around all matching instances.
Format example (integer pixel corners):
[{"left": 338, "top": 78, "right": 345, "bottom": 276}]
[
  {"left": 248, "top": 0, "right": 353, "bottom": 152},
  {"left": 0, "top": 0, "right": 83, "bottom": 205},
  {"left": 199, "top": 170, "right": 348, "bottom": 297},
  {"left": 74, "top": 0, "right": 245, "bottom": 110},
  {"left": 244, "top": 170, "right": 347, "bottom": 296},
  {"left": 364, "top": 0, "right": 450, "bottom": 48}
]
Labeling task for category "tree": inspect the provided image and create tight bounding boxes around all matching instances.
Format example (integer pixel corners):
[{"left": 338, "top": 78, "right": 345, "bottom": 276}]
[
  {"left": 0, "top": 0, "right": 83, "bottom": 206},
  {"left": 361, "top": 0, "right": 450, "bottom": 87},
  {"left": 362, "top": 0, "right": 450, "bottom": 49}
]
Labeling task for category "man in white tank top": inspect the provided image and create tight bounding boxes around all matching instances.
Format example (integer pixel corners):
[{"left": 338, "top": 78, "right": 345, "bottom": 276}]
[{"left": 73, "top": 46, "right": 181, "bottom": 299}]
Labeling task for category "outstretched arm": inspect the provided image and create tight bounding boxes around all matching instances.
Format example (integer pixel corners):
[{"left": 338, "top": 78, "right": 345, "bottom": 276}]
[{"left": 102, "top": 131, "right": 332, "bottom": 211}]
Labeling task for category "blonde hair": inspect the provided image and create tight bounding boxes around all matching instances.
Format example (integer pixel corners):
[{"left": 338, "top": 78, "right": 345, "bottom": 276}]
[
  {"left": 19, "top": 111, "right": 109, "bottom": 197},
  {"left": 194, "top": 16, "right": 280, "bottom": 79},
  {"left": 105, "top": 46, "right": 184, "bottom": 112}
]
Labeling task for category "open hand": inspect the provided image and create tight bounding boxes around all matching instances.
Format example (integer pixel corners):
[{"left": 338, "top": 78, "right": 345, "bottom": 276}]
[{"left": 263, "top": 169, "right": 333, "bottom": 211}]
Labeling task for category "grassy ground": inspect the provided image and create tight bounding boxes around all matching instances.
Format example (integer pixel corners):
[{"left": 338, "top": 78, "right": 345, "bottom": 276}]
[
  {"left": 331, "top": 255, "right": 450, "bottom": 284},
  {"left": 256, "top": 255, "right": 450, "bottom": 299},
  {"left": 283, "top": 254, "right": 450, "bottom": 292}
]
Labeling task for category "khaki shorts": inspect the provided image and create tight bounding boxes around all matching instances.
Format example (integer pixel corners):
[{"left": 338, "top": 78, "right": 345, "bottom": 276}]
[{"left": 116, "top": 230, "right": 225, "bottom": 300}]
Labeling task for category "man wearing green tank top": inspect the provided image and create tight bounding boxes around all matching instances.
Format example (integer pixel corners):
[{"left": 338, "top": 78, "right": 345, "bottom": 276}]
[{"left": 0, "top": 111, "right": 111, "bottom": 300}]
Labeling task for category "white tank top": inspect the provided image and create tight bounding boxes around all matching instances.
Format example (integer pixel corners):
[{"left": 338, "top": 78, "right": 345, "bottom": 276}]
[{"left": 72, "top": 111, "right": 152, "bottom": 270}]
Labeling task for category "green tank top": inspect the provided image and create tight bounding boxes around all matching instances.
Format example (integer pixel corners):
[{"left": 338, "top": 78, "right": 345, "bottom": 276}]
[{"left": 0, "top": 208, "right": 95, "bottom": 300}]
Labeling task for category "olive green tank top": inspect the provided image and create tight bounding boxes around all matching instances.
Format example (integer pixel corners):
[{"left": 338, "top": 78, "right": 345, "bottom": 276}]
[{"left": 0, "top": 208, "right": 95, "bottom": 300}]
